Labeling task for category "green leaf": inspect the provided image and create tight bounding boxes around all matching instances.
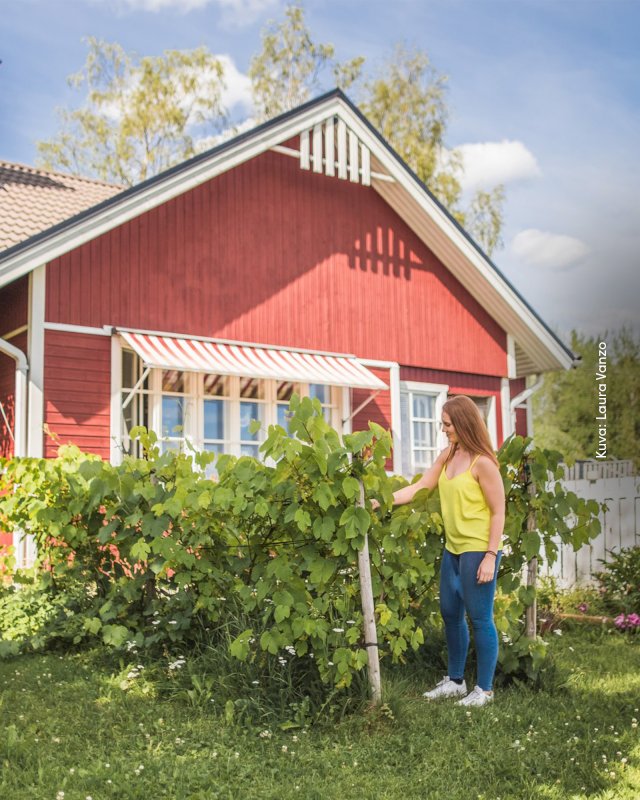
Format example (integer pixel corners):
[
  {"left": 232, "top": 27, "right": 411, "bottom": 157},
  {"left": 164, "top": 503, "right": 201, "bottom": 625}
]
[
  {"left": 312, "top": 482, "right": 336, "bottom": 511},
  {"left": 102, "top": 624, "right": 130, "bottom": 648},
  {"left": 130, "top": 537, "right": 151, "bottom": 561},
  {"left": 313, "top": 515, "right": 335, "bottom": 541},
  {"left": 294, "top": 507, "right": 311, "bottom": 531},
  {"left": 342, "top": 476, "right": 360, "bottom": 500},
  {"left": 229, "top": 629, "right": 253, "bottom": 661}
]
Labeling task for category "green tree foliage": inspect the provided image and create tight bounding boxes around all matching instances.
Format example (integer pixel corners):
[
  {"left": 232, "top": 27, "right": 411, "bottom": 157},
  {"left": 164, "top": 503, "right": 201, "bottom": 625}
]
[
  {"left": 533, "top": 328, "right": 640, "bottom": 467},
  {"left": 249, "top": 4, "right": 364, "bottom": 122},
  {"left": 37, "top": 38, "right": 227, "bottom": 186}
]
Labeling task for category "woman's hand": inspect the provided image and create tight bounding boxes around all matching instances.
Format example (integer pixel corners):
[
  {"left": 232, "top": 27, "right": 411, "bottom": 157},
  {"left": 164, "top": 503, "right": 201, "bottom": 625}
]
[{"left": 476, "top": 554, "right": 497, "bottom": 584}]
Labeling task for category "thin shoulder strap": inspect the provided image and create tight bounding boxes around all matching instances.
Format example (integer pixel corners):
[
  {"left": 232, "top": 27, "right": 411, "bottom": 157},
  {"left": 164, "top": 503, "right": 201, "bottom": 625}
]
[{"left": 470, "top": 454, "right": 481, "bottom": 469}]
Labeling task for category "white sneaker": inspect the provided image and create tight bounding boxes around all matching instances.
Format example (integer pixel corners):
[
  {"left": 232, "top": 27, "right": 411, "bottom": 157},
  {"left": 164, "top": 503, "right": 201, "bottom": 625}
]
[
  {"left": 457, "top": 685, "right": 494, "bottom": 707},
  {"left": 423, "top": 676, "right": 467, "bottom": 700}
]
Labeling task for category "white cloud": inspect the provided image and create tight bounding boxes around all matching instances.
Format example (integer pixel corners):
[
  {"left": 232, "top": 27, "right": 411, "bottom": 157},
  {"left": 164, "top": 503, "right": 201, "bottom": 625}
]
[
  {"left": 510, "top": 228, "right": 590, "bottom": 271},
  {"left": 115, "top": 0, "right": 277, "bottom": 22},
  {"left": 217, "top": 55, "right": 253, "bottom": 112},
  {"left": 457, "top": 140, "right": 541, "bottom": 192},
  {"left": 196, "top": 115, "right": 257, "bottom": 151},
  {"left": 97, "top": 54, "right": 252, "bottom": 121}
]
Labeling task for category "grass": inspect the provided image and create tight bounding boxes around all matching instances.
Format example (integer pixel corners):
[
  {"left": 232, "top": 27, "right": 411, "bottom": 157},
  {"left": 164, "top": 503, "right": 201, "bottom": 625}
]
[{"left": 1, "top": 627, "right": 639, "bottom": 800}]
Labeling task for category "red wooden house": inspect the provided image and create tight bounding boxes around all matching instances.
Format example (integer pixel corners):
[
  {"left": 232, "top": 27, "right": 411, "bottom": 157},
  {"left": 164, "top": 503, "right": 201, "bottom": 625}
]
[{"left": 0, "top": 91, "right": 573, "bottom": 559}]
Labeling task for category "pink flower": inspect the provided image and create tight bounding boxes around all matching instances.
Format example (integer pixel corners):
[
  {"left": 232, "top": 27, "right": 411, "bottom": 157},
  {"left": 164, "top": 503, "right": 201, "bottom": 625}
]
[
  {"left": 627, "top": 613, "right": 640, "bottom": 627},
  {"left": 577, "top": 602, "right": 589, "bottom": 613},
  {"left": 614, "top": 614, "right": 627, "bottom": 629}
]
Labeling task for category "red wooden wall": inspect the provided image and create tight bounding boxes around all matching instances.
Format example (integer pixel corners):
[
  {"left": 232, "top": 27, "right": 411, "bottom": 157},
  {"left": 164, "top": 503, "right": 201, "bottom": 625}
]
[
  {"left": 46, "top": 150, "right": 507, "bottom": 377},
  {"left": 0, "top": 277, "right": 29, "bottom": 551},
  {"left": 510, "top": 378, "right": 529, "bottom": 437},
  {"left": 0, "top": 276, "right": 29, "bottom": 459},
  {"left": 43, "top": 330, "right": 111, "bottom": 459}
]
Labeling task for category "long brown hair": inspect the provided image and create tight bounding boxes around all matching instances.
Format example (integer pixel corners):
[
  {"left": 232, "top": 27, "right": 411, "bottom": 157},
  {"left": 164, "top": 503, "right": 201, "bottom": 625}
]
[{"left": 442, "top": 395, "right": 499, "bottom": 467}]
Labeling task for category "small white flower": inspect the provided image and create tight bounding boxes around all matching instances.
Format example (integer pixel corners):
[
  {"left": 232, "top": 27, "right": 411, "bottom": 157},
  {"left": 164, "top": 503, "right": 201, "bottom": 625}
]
[
  {"left": 56, "top": 792, "right": 65, "bottom": 799},
  {"left": 281, "top": 745, "right": 288, "bottom": 752},
  {"left": 553, "top": 629, "right": 562, "bottom": 636},
  {"left": 332, "top": 627, "right": 344, "bottom": 633}
]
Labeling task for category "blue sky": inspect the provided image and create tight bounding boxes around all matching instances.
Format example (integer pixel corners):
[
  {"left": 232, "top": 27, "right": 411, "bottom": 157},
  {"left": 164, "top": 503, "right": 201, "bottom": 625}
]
[{"left": 2, "top": 0, "right": 639, "bottom": 339}]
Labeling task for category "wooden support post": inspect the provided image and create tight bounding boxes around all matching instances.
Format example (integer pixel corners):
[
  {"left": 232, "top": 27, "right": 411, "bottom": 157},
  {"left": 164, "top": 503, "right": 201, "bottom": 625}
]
[
  {"left": 357, "top": 480, "right": 382, "bottom": 704},
  {"left": 525, "top": 462, "right": 538, "bottom": 638}
]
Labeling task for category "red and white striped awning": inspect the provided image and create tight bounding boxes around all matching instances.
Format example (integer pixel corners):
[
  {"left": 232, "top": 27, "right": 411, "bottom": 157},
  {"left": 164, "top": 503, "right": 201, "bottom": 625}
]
[{"left": 119, "top": 330, "right": 387, "bottom": 391}]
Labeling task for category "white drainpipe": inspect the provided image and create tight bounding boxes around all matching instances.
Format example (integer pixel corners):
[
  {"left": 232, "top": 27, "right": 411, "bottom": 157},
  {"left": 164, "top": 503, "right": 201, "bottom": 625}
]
[{"left": 0, "top": 337, "right": 29, "bottom": 457}]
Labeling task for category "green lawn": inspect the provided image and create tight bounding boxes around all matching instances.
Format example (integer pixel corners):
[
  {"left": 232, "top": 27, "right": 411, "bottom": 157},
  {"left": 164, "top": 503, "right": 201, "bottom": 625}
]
[{"left": 1, "top": 628, "right": 638, "bottom": 800}]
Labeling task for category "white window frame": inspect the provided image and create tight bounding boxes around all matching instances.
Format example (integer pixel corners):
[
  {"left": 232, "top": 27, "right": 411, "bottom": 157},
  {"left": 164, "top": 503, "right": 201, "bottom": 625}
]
[{"left": 400, "top": 380, "right": 448, "bottom": 477}]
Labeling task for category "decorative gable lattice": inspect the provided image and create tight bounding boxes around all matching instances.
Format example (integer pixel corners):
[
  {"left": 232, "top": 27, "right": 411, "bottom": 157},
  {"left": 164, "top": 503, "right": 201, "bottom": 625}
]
[{"left": 297, "top": 117, "right": 376, "bottom": 186}]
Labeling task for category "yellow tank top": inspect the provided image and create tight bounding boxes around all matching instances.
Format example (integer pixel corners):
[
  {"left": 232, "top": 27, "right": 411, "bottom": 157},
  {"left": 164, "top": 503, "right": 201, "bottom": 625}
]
[{"left": 437, "top": 454, "right": 491, "bottom": 554}]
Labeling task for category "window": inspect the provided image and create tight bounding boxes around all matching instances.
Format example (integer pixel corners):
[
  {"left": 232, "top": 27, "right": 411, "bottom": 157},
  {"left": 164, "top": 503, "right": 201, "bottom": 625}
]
[
  {"left": 276, "top": 380, "right": 298, "bottom": 434},
  {"left": 119, "top": 350, "right": 340, "bottom": 462},
  {"left": 239, "top": 377, "right": 266, "bottom": 457},
  {"left": 203, "top": 374, "right": 230, "bottom": 457},
  {"left": 161, "top": 370, "right": 189, "bottom": 453},
  {"left": 400, "top": 381, "right": 448, "bottom": 477},
  {"left": 121, "top": 349, "right": 150, "bottom": 457}
]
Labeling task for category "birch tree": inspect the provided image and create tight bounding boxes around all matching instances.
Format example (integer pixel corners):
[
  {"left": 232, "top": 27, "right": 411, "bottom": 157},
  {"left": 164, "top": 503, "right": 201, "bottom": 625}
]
[
  {"left": 37, "top": 38, "right": 228, "bottom": 186},
  {"left": 249, "top": 4, "right": 364, "bottom": 122}
]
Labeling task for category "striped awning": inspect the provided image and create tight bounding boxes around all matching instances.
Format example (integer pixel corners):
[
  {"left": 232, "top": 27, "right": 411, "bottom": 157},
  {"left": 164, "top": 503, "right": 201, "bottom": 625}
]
[{"left": 119, "top": 330, "right": 387, "bottom": 391}]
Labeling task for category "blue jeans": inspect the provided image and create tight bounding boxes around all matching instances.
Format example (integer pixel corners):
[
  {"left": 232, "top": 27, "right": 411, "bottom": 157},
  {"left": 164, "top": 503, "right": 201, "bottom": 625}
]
[{"left": 439, "top": 548, "right": 502, "bottom": 692}]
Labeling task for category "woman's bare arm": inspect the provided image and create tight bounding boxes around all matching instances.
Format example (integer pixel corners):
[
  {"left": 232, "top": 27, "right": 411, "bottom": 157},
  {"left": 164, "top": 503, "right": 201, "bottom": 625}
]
[{"left": 475, "top": 456, "right": 506, "bottom": 582}]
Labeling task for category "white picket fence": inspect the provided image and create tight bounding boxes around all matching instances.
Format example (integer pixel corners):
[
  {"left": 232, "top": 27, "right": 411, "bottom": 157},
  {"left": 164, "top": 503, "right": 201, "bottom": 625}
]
[{"left": 540, "top": 460, "right": 640, "bottom": 587}]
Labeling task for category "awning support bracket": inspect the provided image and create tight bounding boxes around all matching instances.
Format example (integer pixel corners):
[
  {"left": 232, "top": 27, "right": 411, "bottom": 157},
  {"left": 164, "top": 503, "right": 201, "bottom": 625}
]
[
  {"left": 343, "top": 390, "right": 381, "bottom": 425},
  {"left": 122, "top": 366, "right": 151, "bottom": 411}
]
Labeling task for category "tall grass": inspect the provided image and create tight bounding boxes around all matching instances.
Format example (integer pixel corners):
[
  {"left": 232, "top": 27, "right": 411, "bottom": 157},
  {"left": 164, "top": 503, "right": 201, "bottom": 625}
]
[{"left": 1, "top": 626, "right": 638, "bottom": 799}]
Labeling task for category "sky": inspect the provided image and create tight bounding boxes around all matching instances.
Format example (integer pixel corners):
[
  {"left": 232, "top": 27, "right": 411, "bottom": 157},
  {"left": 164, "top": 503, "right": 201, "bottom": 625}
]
[{"left": 2, "top": 0, "right": 639, "bottom": 341}]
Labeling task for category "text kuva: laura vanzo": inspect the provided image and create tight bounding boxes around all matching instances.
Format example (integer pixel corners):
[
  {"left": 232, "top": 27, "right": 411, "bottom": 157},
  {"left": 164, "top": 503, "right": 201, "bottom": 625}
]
[{"left": 595, "top": 341, "right": 607, "bottom": 459}]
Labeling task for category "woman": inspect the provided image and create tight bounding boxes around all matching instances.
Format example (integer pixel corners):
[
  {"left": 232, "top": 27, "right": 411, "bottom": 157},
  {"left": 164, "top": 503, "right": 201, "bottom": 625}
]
[{"left": 372, "top": 395, "right": 505, "bottom": 707}]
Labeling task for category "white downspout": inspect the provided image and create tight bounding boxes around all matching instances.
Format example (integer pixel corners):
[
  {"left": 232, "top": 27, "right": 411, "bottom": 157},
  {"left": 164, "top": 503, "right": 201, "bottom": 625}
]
[{"left": 0, "top": 337, "right": 29, "bottom": 457}]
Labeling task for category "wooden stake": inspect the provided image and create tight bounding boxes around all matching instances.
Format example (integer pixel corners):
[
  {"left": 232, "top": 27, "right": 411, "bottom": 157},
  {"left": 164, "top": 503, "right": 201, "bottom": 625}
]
[
  {"left": 525, "top": 460, "right": 538, "bottom": 639},
  {"left": 357, "top": 480, "right": 382, "bottom": 704}
]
